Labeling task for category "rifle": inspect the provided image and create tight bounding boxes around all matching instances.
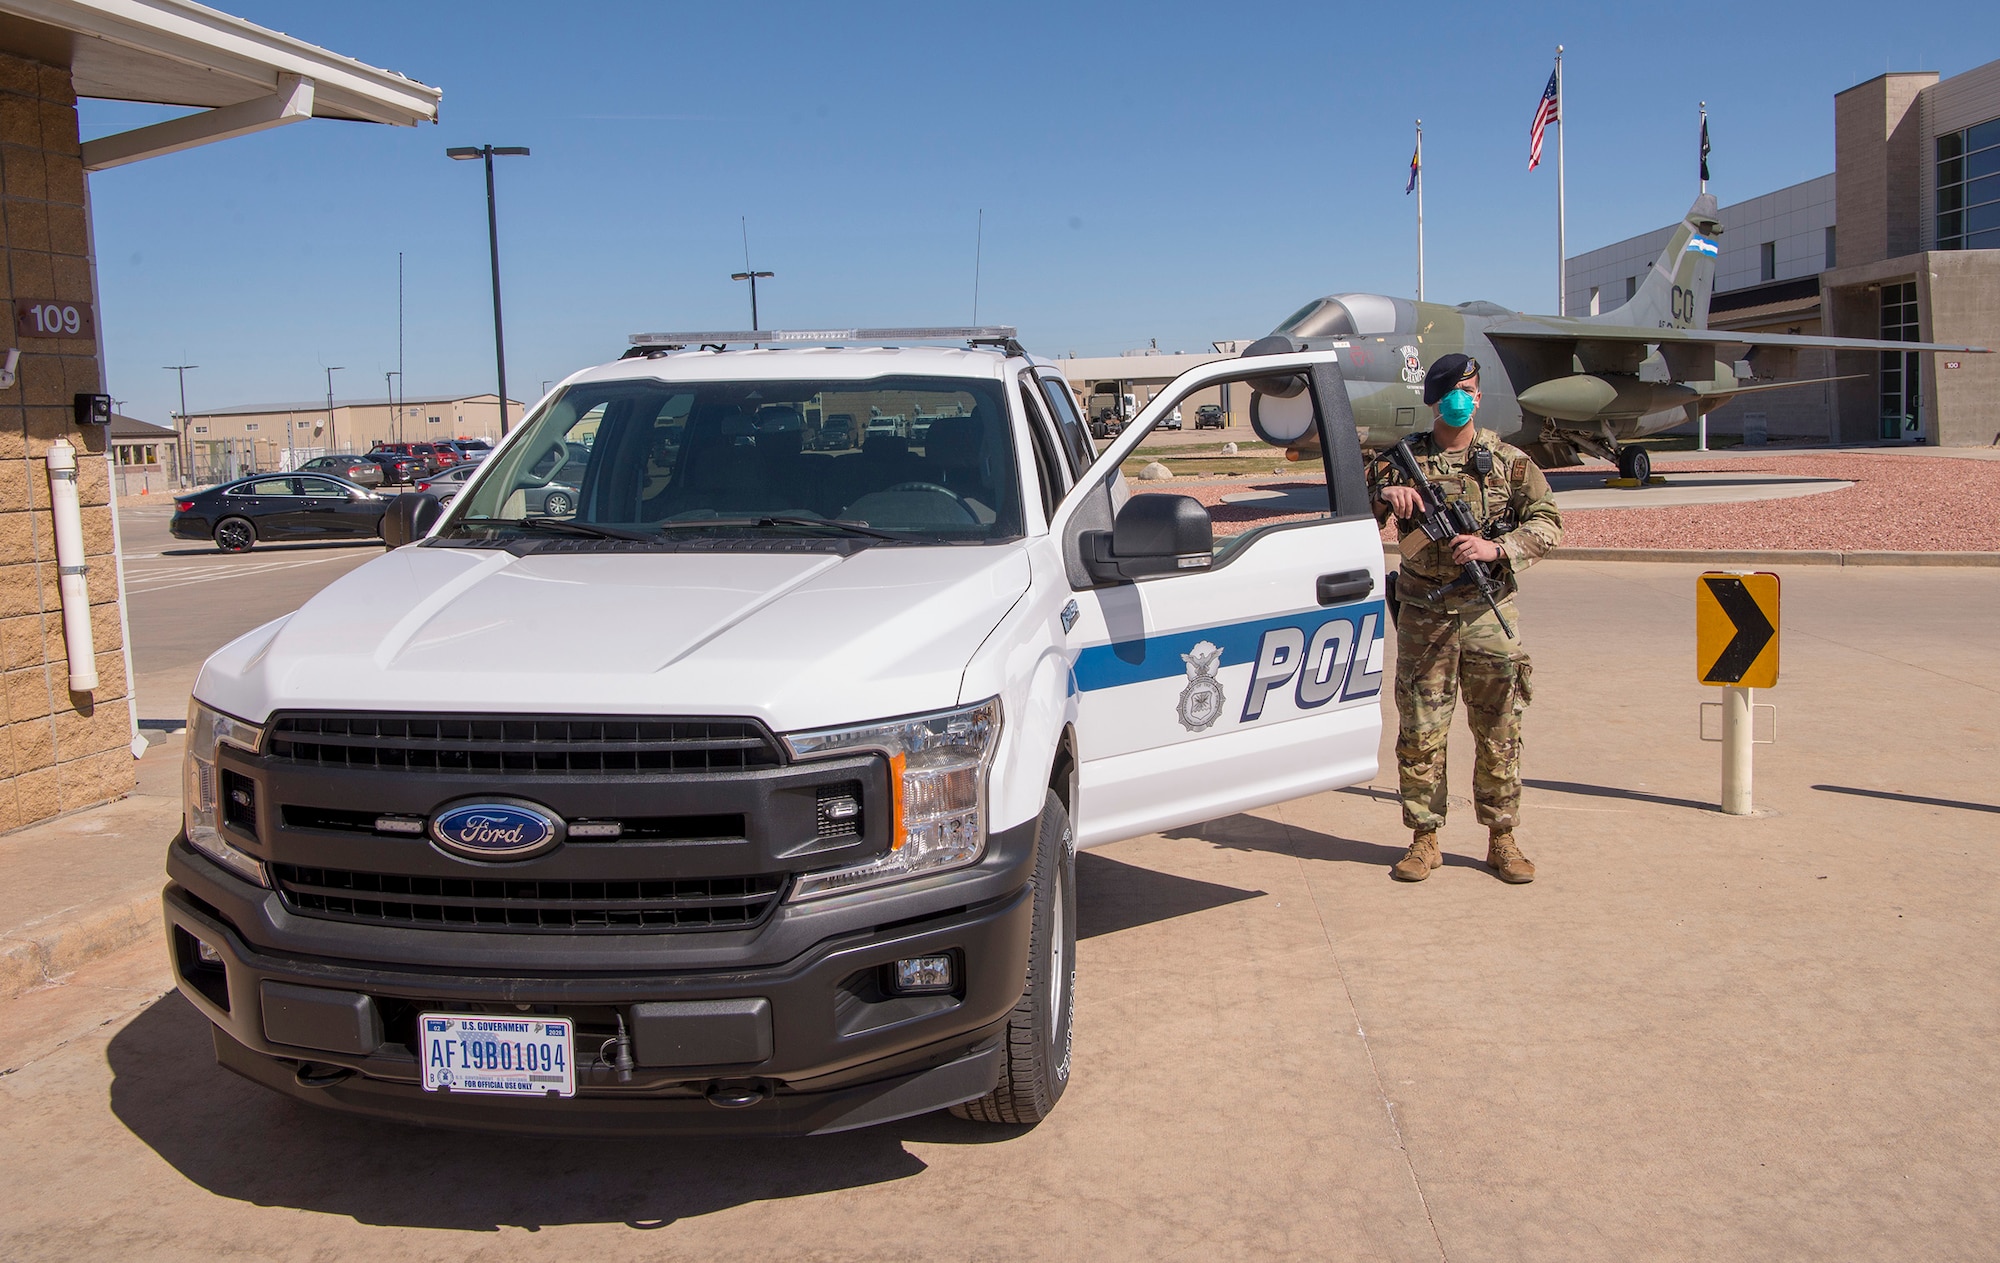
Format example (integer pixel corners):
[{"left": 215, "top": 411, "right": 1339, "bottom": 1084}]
[{"left": 1378, "top": 436, "right": 1516, "bottom": 638}]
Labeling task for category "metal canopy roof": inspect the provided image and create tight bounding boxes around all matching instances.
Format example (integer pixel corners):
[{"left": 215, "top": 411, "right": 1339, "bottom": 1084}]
[{"left": 0, "top": 0, "right": 440, "bottom": 168}]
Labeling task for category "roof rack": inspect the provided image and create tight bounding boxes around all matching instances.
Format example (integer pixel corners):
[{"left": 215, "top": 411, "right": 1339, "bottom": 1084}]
[{"left": 625, "top": 326, "right": 1022, "bottom": 355}]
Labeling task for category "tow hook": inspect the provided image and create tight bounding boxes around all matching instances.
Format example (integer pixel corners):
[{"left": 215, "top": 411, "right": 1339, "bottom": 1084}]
[
  {"left": 294, "top": 1061, "right": 353, "bottom": 1089},
  {"left": 598, "top": 1012, "right": 636, "bottom": 1083},
  {"left": 705, "top": 1080, "right": 770, "bottom": 1109}
]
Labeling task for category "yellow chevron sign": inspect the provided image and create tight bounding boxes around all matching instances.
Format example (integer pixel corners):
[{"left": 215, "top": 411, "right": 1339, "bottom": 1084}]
[{"left": 1696, "top": 572, "right": 1779, "bottom": 688}]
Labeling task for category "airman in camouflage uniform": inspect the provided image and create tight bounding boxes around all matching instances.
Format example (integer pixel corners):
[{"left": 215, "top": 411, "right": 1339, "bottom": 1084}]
[{"left": 1371, "top": 354, "right": 1563, "bottom": 884}]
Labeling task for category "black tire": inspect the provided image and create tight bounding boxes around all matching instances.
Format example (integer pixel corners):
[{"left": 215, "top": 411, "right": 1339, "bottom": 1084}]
[
  {"left": 540, "top": 490, "right": 574, "bottom": 516},
  {"left": 214, "top": 517, "right": 256, "bottom": 553},
  {"left": 953, "top": 789, "right": 1076, "bottom": 1126},
  {"left": 1618, "top": 447, "right": 1652, "bottom": 483}
]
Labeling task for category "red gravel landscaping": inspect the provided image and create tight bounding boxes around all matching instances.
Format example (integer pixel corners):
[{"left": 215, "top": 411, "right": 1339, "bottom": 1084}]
[
  {"left": 1134, "top": 453, "right": 2000, "bottom": 552},
  {"left": 1554, "top": 453, "right": 2000, "bottom": 552}
]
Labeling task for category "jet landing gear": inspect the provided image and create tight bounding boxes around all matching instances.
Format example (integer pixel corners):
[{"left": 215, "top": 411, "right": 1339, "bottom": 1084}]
[{"left": 1616, "top": 446, "right": 1652, "bottom": 484}]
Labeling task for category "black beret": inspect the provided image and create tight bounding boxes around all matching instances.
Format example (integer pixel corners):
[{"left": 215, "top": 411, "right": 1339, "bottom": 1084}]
[{"left": 1422, "top": 353, "right": 1479, "bottom": 406}]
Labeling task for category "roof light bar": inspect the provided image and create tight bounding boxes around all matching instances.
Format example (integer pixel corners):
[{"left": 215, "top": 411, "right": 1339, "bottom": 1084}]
[{"left": 629, "top": 326, "right": 1018, "bottom": 349}]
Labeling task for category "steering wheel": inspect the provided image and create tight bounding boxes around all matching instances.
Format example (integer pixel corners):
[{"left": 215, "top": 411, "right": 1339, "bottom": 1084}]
[{"left": 877, "top": 481, "right": 979, "bottom": 522}]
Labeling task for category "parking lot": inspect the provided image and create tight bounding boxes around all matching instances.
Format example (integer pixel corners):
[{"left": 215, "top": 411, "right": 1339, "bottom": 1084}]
[{"left": 2, "top": 550, "right": 1994, "bottom": 1260}]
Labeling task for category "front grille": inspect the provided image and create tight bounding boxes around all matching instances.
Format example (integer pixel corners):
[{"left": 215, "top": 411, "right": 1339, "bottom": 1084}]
[
  {"left": 273, "top": 863, "right": 785, "bottom": 933},
  {"left": 267, "top": 713, "right": 783, "bottom": 775},
  {"left": 280, "top": 804, "right": 747, "bottom": 842}
]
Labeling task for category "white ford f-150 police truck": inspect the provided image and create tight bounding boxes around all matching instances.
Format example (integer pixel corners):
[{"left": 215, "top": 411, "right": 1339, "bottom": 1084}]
[{"left": 166, "top": 326, "right": 1385, "bottom": 1134}]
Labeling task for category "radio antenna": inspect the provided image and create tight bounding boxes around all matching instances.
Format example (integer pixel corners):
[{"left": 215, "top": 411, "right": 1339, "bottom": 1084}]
[{"left": 972, "top": 209, "right": 984, "bottom": 324}]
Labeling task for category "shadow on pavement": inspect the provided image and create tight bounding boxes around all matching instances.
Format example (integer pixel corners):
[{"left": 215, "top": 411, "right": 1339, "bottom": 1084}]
[
  {"left": 1811, "top": 784, "right": 2000, "bottom": 815},
  {"left": 1075, "top": 850, "right": 1263, "bottom": 940},
  {"left": 157, "top": 541, "right": 380, "bottom": 558},
  {"left": 107, "top": 993, "right": 979, "bottom": 1231},
  {"left": 1161, "top": 812, "right": 1482, "bottom": 869},
  {"left": 1522, "top": 778, "right": 1715, "bottom": 813}
]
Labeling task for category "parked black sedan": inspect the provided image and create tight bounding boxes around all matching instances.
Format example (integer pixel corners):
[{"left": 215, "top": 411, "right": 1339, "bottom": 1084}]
[
  {"left": 296, "top": 454, "right": 385, "bottom": 488},
  {"left": 361, "top": 451, "right": 422, "bottom": 485},
  {"left": 172, "top": 474, "right": 387, "bottom": 552}
]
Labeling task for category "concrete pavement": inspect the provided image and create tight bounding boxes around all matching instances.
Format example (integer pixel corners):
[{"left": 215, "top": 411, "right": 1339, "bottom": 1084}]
[{"left": 0, "top": 560, "right": 1995, "bottom": 1258}]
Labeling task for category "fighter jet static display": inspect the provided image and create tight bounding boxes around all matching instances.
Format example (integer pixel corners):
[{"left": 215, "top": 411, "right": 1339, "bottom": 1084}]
[{"left": 1244, "top": 194, "right": 1988, "bottom": 479}]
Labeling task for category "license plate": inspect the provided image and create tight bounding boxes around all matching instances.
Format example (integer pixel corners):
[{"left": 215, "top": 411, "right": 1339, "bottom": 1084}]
[{"left": 419, "top": 1013, "right": 575, "bottom": 1097}]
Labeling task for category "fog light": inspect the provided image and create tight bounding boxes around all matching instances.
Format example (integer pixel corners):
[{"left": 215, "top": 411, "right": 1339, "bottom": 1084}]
[
  {"left": 890, "top": 955, "right": 955, "bottom": 995},
  {"left": 195, "top": 938, "right": 223, "bottom": 966}
]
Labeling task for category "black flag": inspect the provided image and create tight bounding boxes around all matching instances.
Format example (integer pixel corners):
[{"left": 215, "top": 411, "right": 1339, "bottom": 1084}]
[{"left": 1700, "top": 114, "right": 1711, "bottom": 182}]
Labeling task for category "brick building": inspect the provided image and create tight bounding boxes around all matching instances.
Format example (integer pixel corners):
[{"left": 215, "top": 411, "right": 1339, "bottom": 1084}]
[{"left": 0, "top": 1, "right": 437, "bottom": 831}]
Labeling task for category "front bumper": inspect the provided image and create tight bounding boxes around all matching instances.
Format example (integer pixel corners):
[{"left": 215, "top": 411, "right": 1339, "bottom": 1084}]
[{"left": 163, "top": 816, "right": 1037, "bottom": 1136}]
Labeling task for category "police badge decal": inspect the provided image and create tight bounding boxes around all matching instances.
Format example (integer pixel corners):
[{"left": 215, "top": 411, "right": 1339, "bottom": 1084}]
[{"left": 1177, "top": 640, "right": 1225, "bottom": 731}]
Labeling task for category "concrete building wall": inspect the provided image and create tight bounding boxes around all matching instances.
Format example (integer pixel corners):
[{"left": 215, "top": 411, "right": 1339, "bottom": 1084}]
[
  {"left": 0, "top": 51, "right": 134, "bottom": 828},
  {"left": 182, "top": 394, "right": 522, "bottom": 469},
  {"left": 1834, "top": 73, "right": 1936, "bottom": 268}
]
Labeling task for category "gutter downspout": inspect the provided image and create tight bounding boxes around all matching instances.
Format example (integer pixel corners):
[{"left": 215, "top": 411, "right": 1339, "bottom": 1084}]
[{"left": 45, "top": 440, "right": 97, "bottom": 692}]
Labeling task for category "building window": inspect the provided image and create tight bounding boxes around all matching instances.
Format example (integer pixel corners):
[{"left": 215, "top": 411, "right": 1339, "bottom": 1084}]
[
  {"left": 194, "top": 426, "right": 207, "bottom": 434},
  {"left": 1936, "top": 117, "right": 2000, "bottom": 251},
  {"left": 1625, "top": 276, "right": 1636, "bottom": 300},
  {"left": 1587, "top": 285, "right": 1601, "bottom": 315},
  {"left": 429, "top": 415, "right": 441, "bottom": 425},
  {"left": 1879, "top": 281, "right": 1921, "bottom": 441},
  {"left": 1824, "top": 226, "right": 1836, "bottom": 269},
  {"left": 1760, "top": 241, "right": 1776, "bottom": 282},
  {"left": 244, "top": 423, "right": 259, "bottom": 432}
]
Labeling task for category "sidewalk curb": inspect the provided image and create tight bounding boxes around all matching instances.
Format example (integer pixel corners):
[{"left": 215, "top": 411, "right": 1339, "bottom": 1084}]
[
  {"left": 1546, "top": 548, "right": 2000, "bottom": 567},
  {"left": 1, "top": 889, "right": 160, "bottom": 1001}
]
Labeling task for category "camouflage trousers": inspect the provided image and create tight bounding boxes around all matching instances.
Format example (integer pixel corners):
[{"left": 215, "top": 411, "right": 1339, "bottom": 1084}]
[{"left": 1393, "top": 599, "right": 1534, "bottom": 832}]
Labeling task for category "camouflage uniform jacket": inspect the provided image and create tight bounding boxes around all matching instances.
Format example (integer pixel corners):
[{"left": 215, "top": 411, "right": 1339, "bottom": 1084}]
[{"left": 1370, "top": 428, "right": 1564, "bottom": 611}]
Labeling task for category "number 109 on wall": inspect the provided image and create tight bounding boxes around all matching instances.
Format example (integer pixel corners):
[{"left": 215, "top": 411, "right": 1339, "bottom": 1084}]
[{"left": 14, "top": 298, "right": 93, "bottom": 339}]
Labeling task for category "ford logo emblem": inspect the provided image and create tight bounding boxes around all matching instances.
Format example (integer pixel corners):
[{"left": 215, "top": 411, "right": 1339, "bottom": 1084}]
[{"left": 430, "top": 799, "right": 563, "bottom": 861}]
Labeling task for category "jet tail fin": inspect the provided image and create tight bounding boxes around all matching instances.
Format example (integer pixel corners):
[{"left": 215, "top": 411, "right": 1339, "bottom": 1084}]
[{"left": 1587, "top": 195, "right": 1722, "bottom": 331}]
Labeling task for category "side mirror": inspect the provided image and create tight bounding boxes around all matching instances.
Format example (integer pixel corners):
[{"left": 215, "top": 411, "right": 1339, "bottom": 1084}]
[
  {"left": 1081, "top": 494, "right": 1213, "bottom": 584},
  {"left": 382, "top": 492, "right": 443, "bottom": 548}
]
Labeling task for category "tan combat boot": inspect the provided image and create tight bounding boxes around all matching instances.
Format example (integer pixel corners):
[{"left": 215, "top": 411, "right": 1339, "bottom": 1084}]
[
  {"left": 1392, "top": 831, "right": 1442, "bottom": 882},
  {"left": 1486, "top": 831, "right": 1535, "bottom": 884}
]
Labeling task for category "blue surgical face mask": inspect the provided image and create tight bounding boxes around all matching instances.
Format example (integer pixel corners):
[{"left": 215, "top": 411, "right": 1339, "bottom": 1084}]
[{"left": 1437, "top": 388, "right": 1477, "bottom": 426}]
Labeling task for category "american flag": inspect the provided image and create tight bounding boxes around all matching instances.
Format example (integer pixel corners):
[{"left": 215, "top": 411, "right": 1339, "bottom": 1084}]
[{"left": 1528, "top": 66, "right": 1559, "bottom": 171}]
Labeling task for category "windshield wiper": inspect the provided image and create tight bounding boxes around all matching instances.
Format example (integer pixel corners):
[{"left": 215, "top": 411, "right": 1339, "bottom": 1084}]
[
  {"left": 656, "top": 516, "right": 906, "bottom": 541},
  {"left": 464, "top": 516, "right": 660, "bottom": 543}
]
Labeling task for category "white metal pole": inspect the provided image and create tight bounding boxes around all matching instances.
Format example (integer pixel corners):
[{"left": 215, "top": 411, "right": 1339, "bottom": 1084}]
[
  {"left": 1721, "top": 684, "right": 1753, "bottom": 815},
  {"left": 1555, "top": 46, "right": 1567, "bottom": 317},
  {"left": 45, "top": 441, "right": 98, "bottom": 692},
  {"left": 1415, "top": 119, "right": 1425, "bottom": 303},
  {"left": 83, "top": 174, "right": 142, "bottom": 754}
]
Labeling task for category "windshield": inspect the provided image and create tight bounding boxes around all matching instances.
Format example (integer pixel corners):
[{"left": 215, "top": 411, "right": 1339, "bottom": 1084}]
[{"left": 446, "top": 375, "right": 1022, "bottom": 543}]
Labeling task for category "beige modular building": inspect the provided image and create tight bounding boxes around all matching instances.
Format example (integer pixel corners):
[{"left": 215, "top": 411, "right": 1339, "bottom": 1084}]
[
  {"left": 0, "top": 1, "right": 438, "bottom": 832},
  {"left": 178, "top": 392, "right": 525, "bottom": 481},
  {"left": 1568, "top": 57, "right": 2000, "bottom": 447}
]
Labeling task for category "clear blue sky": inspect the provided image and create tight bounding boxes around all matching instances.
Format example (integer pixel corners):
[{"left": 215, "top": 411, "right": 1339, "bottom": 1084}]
[{"left": 81, "top": 1, "right": 1998, "bottom": 425}]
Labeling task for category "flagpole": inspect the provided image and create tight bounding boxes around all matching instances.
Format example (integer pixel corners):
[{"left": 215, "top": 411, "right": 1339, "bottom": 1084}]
[
  {"left": 1555, "top": 45, "right": 1566, "bottom": 317},
  {"left": 1698, "top": 100, "right": 1710, "bottom": 451},
  {"left": 1415, "top": 119, "right": 1425, "bottom": 302}
]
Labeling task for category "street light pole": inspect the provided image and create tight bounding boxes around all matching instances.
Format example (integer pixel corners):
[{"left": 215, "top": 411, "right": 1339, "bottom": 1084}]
[
  {"left": 448, "top": 144, "right": 530, "bottom": 435},
  {"left": 164, "top": 364, "right": 195, "bottom": 485},
  {"left": 324, "top": 365, "right": 343, "bottom": 463},
  {"left": 385, "top": 370, "right": 401, "bottom": 447}
]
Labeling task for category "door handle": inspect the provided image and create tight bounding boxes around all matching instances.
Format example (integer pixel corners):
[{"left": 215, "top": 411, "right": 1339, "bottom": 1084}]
[{"left": 1316, "top": 569, "right": 1373, "bottom": 606}]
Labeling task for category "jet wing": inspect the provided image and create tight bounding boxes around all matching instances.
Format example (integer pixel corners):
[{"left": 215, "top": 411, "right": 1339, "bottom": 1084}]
[
  {"left": 1484, "top": 317, "right": 1987, "bottom": 357},
  {"left": 1482, "top": 317, "right": 1986, "bottom": 388}
]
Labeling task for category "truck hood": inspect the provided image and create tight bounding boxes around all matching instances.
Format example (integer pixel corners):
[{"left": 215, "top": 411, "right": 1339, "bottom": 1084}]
[{"left": 195, "top": 543, "right": 1032, "bottom": 732}]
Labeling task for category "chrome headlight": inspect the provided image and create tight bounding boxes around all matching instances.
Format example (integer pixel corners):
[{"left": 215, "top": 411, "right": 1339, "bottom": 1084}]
[
  {"left": 184, "top": 700, "right": 268, "bottom": 887},
  {"left": 783, "top": 698, "right": 1002, "bottom": 901}
]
